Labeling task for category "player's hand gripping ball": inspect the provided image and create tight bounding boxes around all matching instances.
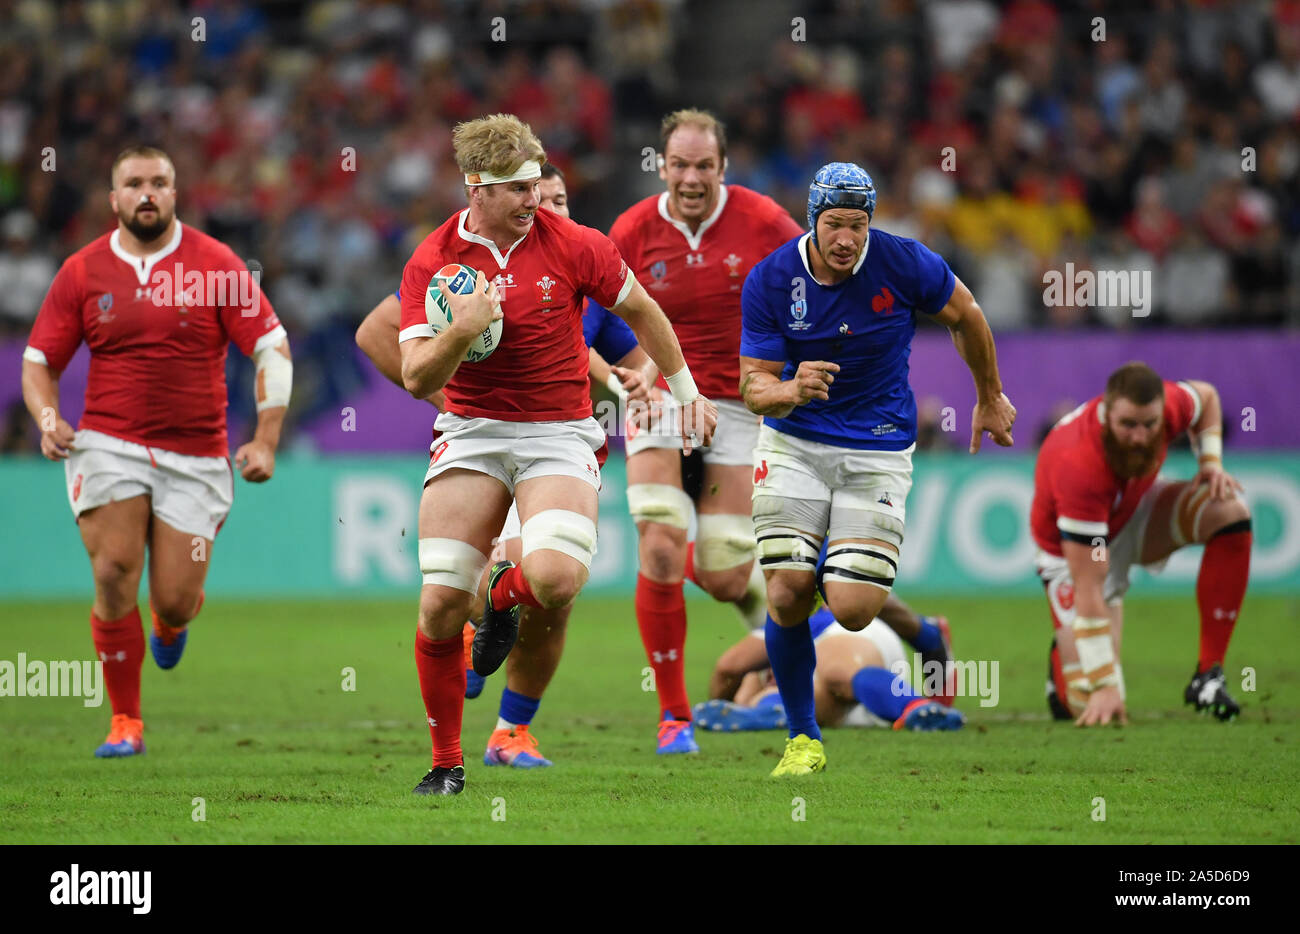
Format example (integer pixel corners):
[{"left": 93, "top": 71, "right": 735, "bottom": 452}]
[{"left": 427, "top": 264, "right": 503, "bottom": 362}]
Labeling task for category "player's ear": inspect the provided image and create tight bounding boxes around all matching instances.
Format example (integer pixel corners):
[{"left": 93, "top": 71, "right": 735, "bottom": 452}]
[{"left": 656, "top": 152, "right": 667, "bottom": 182}]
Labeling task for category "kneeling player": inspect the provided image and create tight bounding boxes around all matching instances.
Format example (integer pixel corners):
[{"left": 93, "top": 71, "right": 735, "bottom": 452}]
[
  {"left": 695, "top": 602, "right": 964, "bottom": 732},
  {"left": 1031, "top": 362, "right": 1251, "bottom": 726}
]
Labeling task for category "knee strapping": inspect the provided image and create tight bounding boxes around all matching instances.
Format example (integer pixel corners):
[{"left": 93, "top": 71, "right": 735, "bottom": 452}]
[
  {"left": 755, "top": 527, "right": 821, "bottom": 572},
  {"left": 822, "top": 542, "right": 898, "bottom": 591},
  {"left": 626, "top": 483, "right": 693, "bottom": 529},
  {"left": 418, "top": 537, "right": 489, "bottom": 594},
  {"left": 521, "top": 509, "right": 598, "bottom": 569},
  {"left": 695, "top": 513, "right": 756, "bottom": 571}
]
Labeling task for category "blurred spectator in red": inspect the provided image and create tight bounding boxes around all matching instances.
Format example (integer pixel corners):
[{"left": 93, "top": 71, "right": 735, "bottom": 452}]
[{"left": 1126, "top": 177, "right": 1181, "bottom": 259}]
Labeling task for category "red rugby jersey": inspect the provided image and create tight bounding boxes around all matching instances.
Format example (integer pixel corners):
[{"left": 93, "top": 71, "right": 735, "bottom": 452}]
[
  {"left": 1030, "top": 380, "right": 1200, "bottom": 556},
  {"left": 607, "top": 184, "right": 803, "bottom": 400},
  {"left": 25, "top": 223, "right": 284, "bottom": 457},
  {"left": 399, "top": 207, "right": 631, "bottom": 422}
]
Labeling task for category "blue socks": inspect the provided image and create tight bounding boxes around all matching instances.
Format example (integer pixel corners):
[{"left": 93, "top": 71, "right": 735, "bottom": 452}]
[
  {"left": 764, "top": 614, "right": 821, "bottom": 740},
  {"left": 498, "top": 687, "right": 541, "bottom": 727},
  {"left": 851, "top": 666, "right": 923, "bottom": 722},
  {"left": 910, "top": 616, "right": 945, "bottom": 654}
]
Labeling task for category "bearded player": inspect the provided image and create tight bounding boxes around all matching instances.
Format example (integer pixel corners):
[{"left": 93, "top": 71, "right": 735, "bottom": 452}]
[
  {"left": 398, "top": 115, "right": 715, "bottom": 796},
  {"left": 20, "top": 146, "right": 290, "bottom": 758},
  {"left": 740, "top": 162, "right": 1016, "bottom": 776},
  {"left": 1032, "top": 362, "right": 1251, "bottom": 727},
  {"left": 357, "top": 163, "right": 653, "bottom": 769}
]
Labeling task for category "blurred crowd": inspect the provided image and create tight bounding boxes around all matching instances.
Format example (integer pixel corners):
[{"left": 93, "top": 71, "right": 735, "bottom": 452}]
[
  {"left": 724, "top": 0, "right": 1300, "bottom": 329},
  {"left": 0, "top": 0, "right": 1297, "bottom": 445}
]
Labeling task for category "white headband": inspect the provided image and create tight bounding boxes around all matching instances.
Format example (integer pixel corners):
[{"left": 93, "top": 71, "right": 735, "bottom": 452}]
[{"left": 464, "top": 160, "right": 543, "bottom": 187}]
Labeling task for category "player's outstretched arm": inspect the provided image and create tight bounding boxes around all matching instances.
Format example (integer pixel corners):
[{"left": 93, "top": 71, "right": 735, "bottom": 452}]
[
  {"left": 932, "top": 277, "right": 1016, "bottom": 453},
  {"left": 356, "top": 293, "right": 445, "bottom": 408},
  {"left": 611, "top": 278, "right": 716, "bottom": 453},
  {"left": 1062, "top": 540, "right": 1127, "bottom": 727},
  {"left": 1184, "top": 380, "right": 1242, "bottom": 502},
  {"left": 21, "top": 359, "right": 75, "bottom": 460},
  {"left": 399, "top": 271, "right": 500, "bottom": 401},
  {"left": 234, "top": 336, "right": 293, "bottom": 483},
  {"left": 739, "top": 356, "right": 839, "bottom": 418}
]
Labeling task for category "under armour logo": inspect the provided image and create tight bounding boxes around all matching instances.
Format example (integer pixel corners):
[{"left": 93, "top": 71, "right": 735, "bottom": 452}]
[
  {"left": 99, "top": 650, "right": 127, "bottom": 663},
  {"left": 1212, "top": 608, "right": 1238, "bottom": 621},
  {"left": 652, "top": 650, "right": 678, "bottom": 663},
  {"left": 427, "top": 716, "right": 438, "bottom": 727}
]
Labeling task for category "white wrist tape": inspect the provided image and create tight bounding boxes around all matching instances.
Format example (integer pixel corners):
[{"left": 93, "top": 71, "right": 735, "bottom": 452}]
[
  {"left": 1196, "top": 430, "right": 1223, "bottom": 462},
  {"left": 605, "top": 371, "right": 628, "bottom": 400},
  {"left": 665, "top": 366, "right": 699, "bottom": 404},
  {"left": 1071, "top": 615, "right": 1117, "bottom": 690},
  {"left": 254, "top": 341, "right": 293, "bottom": 411}
]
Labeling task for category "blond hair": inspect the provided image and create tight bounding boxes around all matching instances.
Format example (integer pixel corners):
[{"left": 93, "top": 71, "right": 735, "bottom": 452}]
[
  {"left": 452, "top": 114, "right": 547, "bottom": 180},
  {"left": 660, "top": 108, "right": 727, "bottom": 162},
  {"left": 110, "top": 145, "right": 175, "bottom": 188}
]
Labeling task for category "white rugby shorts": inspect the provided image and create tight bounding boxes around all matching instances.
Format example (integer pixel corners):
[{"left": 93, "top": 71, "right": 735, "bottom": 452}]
[
  {"left": 1037, "top": 479, "right": 1174, "bottom": 621},
  {"left": 424, "top": 412, "right": 605, "bottom": 493},
  {"left": 64, "top": 429, "right": 233, "bottom": 540},
  {"left": 625, "top": 397, "right": 758, "bottom": 466},
  {"left": 751, "top": 423, "right": 913, "bottom": 536}
]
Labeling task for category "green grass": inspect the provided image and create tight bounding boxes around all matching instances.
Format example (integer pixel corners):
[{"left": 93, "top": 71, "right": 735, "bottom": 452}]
[{"left": 1, "top": 594, "right": 1297, "bottom": 843}]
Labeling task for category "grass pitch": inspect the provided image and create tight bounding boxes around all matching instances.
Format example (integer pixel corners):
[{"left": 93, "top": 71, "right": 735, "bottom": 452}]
[{"left": 1, "top": 594, "right": 1296, "bottom": 844}]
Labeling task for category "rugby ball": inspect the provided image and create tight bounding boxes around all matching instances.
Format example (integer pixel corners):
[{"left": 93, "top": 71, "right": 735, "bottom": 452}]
[{"left": 426, "top": 263, "right": 502, "bottom": 362}]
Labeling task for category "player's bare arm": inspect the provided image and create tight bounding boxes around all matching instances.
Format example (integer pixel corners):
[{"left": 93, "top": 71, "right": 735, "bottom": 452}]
[
  {"left": 356, "top": 293, "right": 445, "bottom": 408},
  {"left": 1184, "top": 380, "right": 1242, "bottom": 502},
  {"left": 739, "top": 356, "right": 839, "bottom": 418},
  {"left": 399, "top": 271, "right": 501, "bottom": 400},
  {"left": 611, "top": 277, "right": 717, "bottom": 452},
  {"left": 1062, "top": 539, "right": 1127, "bottom": 727},
  {"left": 20, "top": 358, "right": 75, "bottom": 460},
  {"left": 931, "top": 276, "right": 1016, "bottom": 453},
  {"left": 234, "top": 336, "right": 292, "bottom": 483}
]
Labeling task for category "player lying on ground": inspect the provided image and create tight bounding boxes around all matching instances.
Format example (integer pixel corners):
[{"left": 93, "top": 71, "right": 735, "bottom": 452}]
[
  {"left": 605, "top": 109, "right": 806, "bottom": 755},
  {"left": 739, "top": 162, "right": 1016, "bottom": 777},
  {"left": 21, "top": 145, "right": 290, "bottom": 758},
  {"left": 1031, "top": 361, "right": 1251, "bottom": 726},
  {"left": 703, "top": 589, "right": 953, "bottom": 703},
  {"left": 355, "top": 165, "right": 655, "bottom": 768},
  {"left": 395, "top": 115, "right": 715, "bottom": 796},
  {"left": 694, "top": 600, "right": 964, "bottom": 732}
]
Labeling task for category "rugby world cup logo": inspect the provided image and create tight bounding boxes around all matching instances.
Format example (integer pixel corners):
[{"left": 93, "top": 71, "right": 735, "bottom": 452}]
[{"left": 789, "top": 299, "right": 811, "bottom": 331}]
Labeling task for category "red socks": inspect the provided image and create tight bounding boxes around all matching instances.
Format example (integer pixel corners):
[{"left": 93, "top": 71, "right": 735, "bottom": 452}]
[
  {"left": 636, "top": 574, "right": 690, "bottom": 720},
  {"left": 415, "top": 630, "right": 467, "bottom": 767},
  {"left": 91, "top": 608, "right": 144, "bottom": 719},
  {"left": 683, "top": 542, "right": 702, "bottom": 589},
  {"left": 489, "top": 564, "right": 543, "bottom": 610},
  {"left": 1197, "top": 523, "right": 1251, "bottom": 672}
]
